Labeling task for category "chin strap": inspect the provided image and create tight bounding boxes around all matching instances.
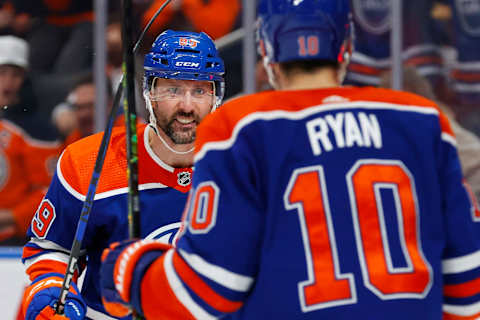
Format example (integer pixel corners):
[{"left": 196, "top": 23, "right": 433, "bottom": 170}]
[
  {"left": 144, "top": 91, "right": 194, "bottom": 155},
  {"left": 148, "top": 124, "right": 194, "bottom": 155},
  {"left": 263, "top": 56, "right": 279, "bottom": 90}
]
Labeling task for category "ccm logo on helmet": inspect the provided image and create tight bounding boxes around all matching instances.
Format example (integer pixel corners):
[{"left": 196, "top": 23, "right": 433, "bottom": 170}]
[{"left": 175, "top": 61, "right": 200, "bottom": 67}]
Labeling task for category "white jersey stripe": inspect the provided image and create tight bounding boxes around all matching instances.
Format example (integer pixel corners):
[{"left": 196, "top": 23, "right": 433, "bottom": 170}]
[
  {"left": 29, "top": 238, "right": 76, "bottom": 254},
  {"left": 57, "top": 151, "right": 168, "bottom": 202},
  {"left": 441, "top": 133, "right": 457, "bottom": 148},
  {"left": 164, "top": 250, "right": 217, "bottom": 320},
  {"left": 179, "top": 249, "right": 253, "bottom": 292},
  {"left": 195, "top": 101, "right": 441, "bottom": 162},
  {"left": 86, "top": 307, "right": 118, "bottom": 320},
  {"left": 443, "top": 301, "right": 480, "bottom": 316},
  {"left": 442, "top": 250, "right": 480, "bottom": 274},
  {"left": 24, "top": 252, "right": 70, "bottom": 270}
]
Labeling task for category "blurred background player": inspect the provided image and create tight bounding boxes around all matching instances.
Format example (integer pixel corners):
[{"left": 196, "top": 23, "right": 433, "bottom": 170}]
[
  {"left": 99, "top": 1, "right": 480, "bottom": 319},
  {"left": 0, "top": 35, "right": 59, "bottom": 246},
  {"left": 379, "top": 66, "right": 480, "bottom": 200},
  {"left": 345, "top": 0, "right": 447, "bottom": 100},
  {"left": 21, "top": 30, "right": 225, "bottom": 320},
  {"left": 448, "top": 0, "right": 480, "bottom": 134}
]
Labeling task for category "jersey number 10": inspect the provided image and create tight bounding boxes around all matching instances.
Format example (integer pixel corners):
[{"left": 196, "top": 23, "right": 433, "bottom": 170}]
[{"left": 284, "top": 159, "right": 432, "bottom": 312}]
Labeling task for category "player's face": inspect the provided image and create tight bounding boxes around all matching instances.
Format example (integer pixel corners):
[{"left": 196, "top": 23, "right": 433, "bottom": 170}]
[
  {"left": 150, "top": 78, "right": 214, "bottom": 144},
  {"left": 0, "top": 65, "right": 25, "bottom": 107},
  {"left": 71, "top": 83, "right": 95, "bottom": 137}
]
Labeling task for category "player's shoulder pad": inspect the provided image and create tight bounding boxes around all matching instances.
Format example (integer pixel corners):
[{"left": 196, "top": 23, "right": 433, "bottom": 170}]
[{"left": 57, "top": 126, "right": 132, "bottom": 199}]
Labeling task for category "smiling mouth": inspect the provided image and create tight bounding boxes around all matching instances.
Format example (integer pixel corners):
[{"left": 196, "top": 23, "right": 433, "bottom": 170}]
[{"left": 176, "top": 118, "right": 195, "bottom": 125}]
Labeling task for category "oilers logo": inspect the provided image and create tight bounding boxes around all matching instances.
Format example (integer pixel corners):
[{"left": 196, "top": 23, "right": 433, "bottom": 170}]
[
  {"left": 145, "top": 222, "right": 182, "bottom": 244},
  {"left": 353, "top": 0, "right": 391, "bottom": 35},
  {"left": 0, "top": 148, "right": 9, "bottom": 189},
  {"left": 179, "top": 37, "right": 200, "bottom": 48},
  {"left": 455, "top": 0, "right": 480, "bottom": 36},
  {"left": 177, "top": 171, "right": 191, "bottom": 186}
]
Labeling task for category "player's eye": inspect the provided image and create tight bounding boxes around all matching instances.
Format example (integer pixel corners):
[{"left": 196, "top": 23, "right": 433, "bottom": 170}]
[
  {"left": 166, "top": 87, "right": 180, "bottom": 95},
  {"left": 193, "top": 88, "right": 206, "bottom": 96}
]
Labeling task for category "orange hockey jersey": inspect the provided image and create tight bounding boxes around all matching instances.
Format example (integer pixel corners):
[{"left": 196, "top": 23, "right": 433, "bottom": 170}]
[{"left": 0, "top": 119, "right": 60, "bottom": 240}]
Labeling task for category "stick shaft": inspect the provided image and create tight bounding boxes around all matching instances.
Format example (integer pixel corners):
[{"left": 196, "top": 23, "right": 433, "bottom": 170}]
[{"left": 122, "top": 0, "right": 141, "bottom": 239}]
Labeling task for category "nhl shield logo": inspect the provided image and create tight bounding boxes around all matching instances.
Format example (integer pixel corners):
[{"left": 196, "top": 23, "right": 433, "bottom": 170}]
[
  {"left": 353, "top": 0, "right": 391, "bottom": 35},
  {"left": 455, "top": 0, "right": 480, "bottom": 36},
  {"left": 177, "top": 171, "right": 191, "bottom": 186}
]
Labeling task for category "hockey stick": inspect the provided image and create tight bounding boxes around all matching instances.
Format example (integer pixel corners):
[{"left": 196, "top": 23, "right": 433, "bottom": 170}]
[
  {"left": 122, "top": 0, "right": 141, "bottom": 317},
  {"left": 55, "top": 0, "right": 173, "bottom": 315},
  {"left": 122, "top": 0, "right": 140, "bottom": 239}
]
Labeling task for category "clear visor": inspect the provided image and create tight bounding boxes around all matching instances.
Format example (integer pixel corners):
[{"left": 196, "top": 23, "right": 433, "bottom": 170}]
[{"left": 149, "top": 77, "right": 215, "bottom": 104}]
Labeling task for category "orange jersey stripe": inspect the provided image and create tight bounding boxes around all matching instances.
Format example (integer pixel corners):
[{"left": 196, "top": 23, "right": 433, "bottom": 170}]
[
  {"left": 443, "top": 312, "right": 480, "bottom": 320},
  {"left": 405, "top": 55, "right": 443, "bottom": 67},
  {"left": 22, "top": 246, "right": 44, "bottom": 260},
  {"left": 172, "top": 251, "right": 243, "bottom": 313},
  {"left": 451, "top": 70, "right": 480, "bottom": 82},
  {"left": 444, "top": 277, "right": 480, "bottom": 298},
  {"left": 141, "top": 255, "right": 196, "bottom": 320},
  {"left": 348, "top": 63, "right": 384, "bottom": 76},
  {"left": 25, "top": 260, "right": 77, "bottom": 283},
  {"left": 195, "top": 87, "right": 453, "bottom": 155}
]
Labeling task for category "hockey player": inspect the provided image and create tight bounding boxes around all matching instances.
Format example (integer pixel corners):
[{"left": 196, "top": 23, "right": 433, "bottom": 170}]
[
  {"left": 345, "top": 0, "right": 447, "bottom": 101},
  {"left": 99, "top": 0, "right": 480, "bottom": 319},
  {"left": 21, "top": 30, "right": 225, "bottom": 320}
]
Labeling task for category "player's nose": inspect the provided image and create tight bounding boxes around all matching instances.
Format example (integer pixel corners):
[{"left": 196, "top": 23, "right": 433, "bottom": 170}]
[{"left": 177, "top": 93, "right": 195, "bottom": 112}]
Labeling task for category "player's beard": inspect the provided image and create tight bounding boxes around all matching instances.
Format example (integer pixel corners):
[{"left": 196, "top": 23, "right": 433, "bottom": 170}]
[{"left": 155, "top": 110, "right": 200, "bottom": 144}]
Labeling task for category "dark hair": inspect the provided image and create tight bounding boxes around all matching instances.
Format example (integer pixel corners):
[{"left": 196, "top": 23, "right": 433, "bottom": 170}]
[
  {"left": 71, "top": 72, "right": 113, "bottom": 98},
  {"left": 279, "top": 59, "right": 338, "bottom": 76}
]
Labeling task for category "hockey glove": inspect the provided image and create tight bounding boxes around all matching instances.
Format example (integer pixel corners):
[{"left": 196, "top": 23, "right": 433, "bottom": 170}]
[
  {"left": 22, "top": 273, "right": 86, "bottom": 320},
  {"left": 100, "top": 239, "right": 172, "bottom": 318}
]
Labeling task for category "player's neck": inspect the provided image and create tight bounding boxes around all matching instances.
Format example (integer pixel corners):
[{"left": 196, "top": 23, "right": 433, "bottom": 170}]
[
  {"left": 148, "top": 127, "right": 194, "bottom": 168},
  {"left": 278, "top": 68, "right": 339, "bottom": 91}
]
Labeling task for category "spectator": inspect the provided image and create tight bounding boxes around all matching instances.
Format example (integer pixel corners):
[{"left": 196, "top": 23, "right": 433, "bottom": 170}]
[
  {"left": 105, "top": 21, "right": 123, "bottom": 92},
  {"left": 0, "top": 1, "right": 31, "bottom": 37},
  {"left": 51, "top": 73, "right": 118, "bottom": 147},
  {"left": 0, "top": 35, "right": 59, "bottom": 245}
]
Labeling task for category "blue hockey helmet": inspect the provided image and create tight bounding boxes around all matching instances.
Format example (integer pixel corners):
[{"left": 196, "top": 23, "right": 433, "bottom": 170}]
[
  {"left": 257, "top": 0, "right": 351, "bottom": 64},
  {"left": 144, "top": 30, "right": 225, "bottom": 110}
]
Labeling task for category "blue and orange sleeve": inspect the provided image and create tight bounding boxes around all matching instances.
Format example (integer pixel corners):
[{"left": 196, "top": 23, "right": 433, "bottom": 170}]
[{"left": 438, "top": 111, "right": 480, "bottom": 319}]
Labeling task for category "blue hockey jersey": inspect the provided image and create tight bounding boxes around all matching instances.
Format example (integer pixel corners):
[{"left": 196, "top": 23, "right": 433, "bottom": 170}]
[
  {"left": 22, "top": 124, "right": 192, "bottom": 319},
  {"left": 137, "top": 87, "right": 480, "bottom": 319}
]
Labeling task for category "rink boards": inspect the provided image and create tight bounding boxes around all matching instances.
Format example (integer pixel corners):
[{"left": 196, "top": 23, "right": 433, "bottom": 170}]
[{"left": 0, "top": 247, "right": 28, "bottom": 320}]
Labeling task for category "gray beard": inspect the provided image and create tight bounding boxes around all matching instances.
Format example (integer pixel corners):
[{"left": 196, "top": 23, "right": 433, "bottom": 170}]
[{"left": 155, "top": 110, "right": 198, "bottom": 144}]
